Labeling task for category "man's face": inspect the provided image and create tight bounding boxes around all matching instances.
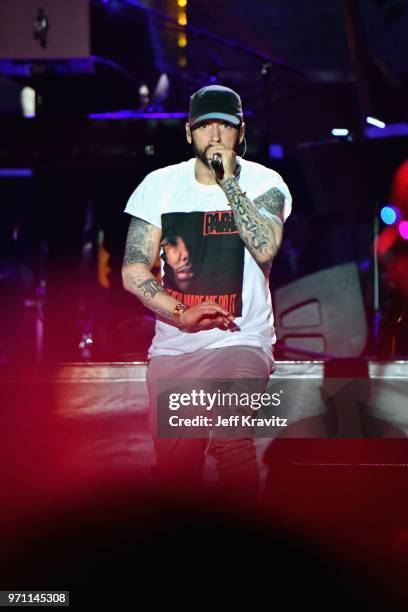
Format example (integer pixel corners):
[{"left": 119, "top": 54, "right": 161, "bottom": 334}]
[
  {"left": 187, "top": 120, "right": 243, "bottom": 167},
  {"left": 161, "top": 236, "right": 194, "bottom": 291}
]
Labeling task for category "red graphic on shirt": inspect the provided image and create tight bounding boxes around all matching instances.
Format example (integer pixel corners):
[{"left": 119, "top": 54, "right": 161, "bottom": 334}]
[
  {"left": 166, "top": 288, "right": 238, "bottom": 315},
  {"left": 203, "top": 210, "right": 238, "bottom": 236}
]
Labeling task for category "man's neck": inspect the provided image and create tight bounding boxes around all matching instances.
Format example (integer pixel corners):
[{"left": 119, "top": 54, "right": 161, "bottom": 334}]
[{"left": 194, "top": 158, "right": 217, "bottom": 185}]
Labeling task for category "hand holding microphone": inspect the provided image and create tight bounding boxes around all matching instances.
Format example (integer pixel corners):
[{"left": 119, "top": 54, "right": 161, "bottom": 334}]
[
  {"left": 210, "top": 153, "right": 224, "bottom": 181},
  {"left": 208, "top": 146, "right": 236, "bottom": 182},
  {"left": 210, "top": 153, "right": 223, "bottom": 171}
]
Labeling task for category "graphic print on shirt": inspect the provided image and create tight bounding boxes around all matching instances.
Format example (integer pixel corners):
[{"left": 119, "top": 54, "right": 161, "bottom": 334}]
[{"left": 161, "top": 211, "right": 244, "bottom": 316}]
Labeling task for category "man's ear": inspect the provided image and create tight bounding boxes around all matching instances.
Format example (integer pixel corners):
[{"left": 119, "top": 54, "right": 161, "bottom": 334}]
[
  {"left": 239, "top": 122, "right": 245, "bottom": 144},
  {"left": 185, "top": 123, "right": 192, "bottom": 144}
]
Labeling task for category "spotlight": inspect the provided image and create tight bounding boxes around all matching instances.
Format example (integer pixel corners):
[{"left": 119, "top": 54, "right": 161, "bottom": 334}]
[
  {"left": 366, "top": 116, "right": 386, "bottom": 128},
  {"left": 178, "top": 11, "right": 187, "bottom": 25},
  {"left": 178, "top": 33, "right": 187, "bottom": 48},
  {"left": 152, "top": 73, "right": 170, "bottom": 106},
  {"left": 21, "top": 86, "right": 36, "bottom": 118},
  {"left": 398, "top": 221, "right": 408, "bottom": 240},
  {"left": 331, "top": 128, "right": 349, "bottom": 137},
  {"left": 380, "top": 205, "right": 399, "bottom": 225}
]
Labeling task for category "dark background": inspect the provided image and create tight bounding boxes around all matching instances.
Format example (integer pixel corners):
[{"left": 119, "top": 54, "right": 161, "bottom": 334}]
[{"left": 1, "top": 0, "right": 408, "bottom": 362}]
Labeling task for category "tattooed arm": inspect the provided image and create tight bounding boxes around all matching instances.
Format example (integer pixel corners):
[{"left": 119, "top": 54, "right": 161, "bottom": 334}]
[
  {"left": 122, "top": 217, "right": 234, "bottom": 330},
  {"left": 220, "top": 176, "right": 285, "bottom": 265},
  {"left": 122, "top": 217, "right": 179, "bottom": 322}
]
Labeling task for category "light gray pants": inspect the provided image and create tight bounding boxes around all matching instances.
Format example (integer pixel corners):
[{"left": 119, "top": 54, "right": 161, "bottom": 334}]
[{"left": 146, "top": 345, "right": 272, "bottom": 497}]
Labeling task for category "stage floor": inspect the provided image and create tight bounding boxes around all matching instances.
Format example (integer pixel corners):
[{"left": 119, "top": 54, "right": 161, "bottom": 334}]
[
  {"left": 1, "top": 360, "right": 407, "bottom": 607},
  {"left": 1, "top": 359, "right": 407, "bottom": 485}
]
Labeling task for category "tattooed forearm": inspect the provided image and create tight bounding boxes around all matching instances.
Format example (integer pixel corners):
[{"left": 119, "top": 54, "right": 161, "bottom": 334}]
[
  {"left": 123, "top": 217, "right": 156, "bottom": 266},
  {"left": 123, "top": 266, "right": 180, "bottom": 323},
  {"left": 122, "top": 219, "right": 181, "bottom": 323},
  {"left": 136, "top": 277, "right": 164, "bottom": 299},
  {"left": 220, "top": 177, "right": 284, "bottom": 264}
]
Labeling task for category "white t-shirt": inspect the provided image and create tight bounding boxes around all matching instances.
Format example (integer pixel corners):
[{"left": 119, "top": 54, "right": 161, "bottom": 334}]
[{"left": 124, "top": 157, "right": 292, "bottom": 361}]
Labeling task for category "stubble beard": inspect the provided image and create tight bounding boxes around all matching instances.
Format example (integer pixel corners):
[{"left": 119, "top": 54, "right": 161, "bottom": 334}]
[{"left": 191, "top": 140, "right": 212, "bottom": 168}]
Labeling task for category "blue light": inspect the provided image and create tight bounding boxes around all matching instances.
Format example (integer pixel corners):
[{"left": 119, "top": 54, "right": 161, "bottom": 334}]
[
  {"left": 0, "top": 169, "right": 33, "bottom": 178},
  {"left": 331, "top": 128, "right": 349, "bottom": 137},
  {"left": 365, "top": 122, "right": 408, "bottom": 139},
  {"left": 366, "top": 116, "right": 386, "bottom": 128},
  {"left": 380, "top": 206, "right": 397, "bottom": 225},
  {"left": 268, "top": 144, "right": 284, "bottom": 159},
  {"left": 89, "top": 111, "right": 188, "bottom": 120}
]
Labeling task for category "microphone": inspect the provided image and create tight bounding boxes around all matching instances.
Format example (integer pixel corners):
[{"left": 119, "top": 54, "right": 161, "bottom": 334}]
[{"left": 210, "top": 153, "right": 223, "bottom": 171}]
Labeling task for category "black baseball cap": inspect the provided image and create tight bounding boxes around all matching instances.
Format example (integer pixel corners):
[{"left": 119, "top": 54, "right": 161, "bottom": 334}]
[{"left": 188, "top": 85, "right": 243, "bottom": 129}]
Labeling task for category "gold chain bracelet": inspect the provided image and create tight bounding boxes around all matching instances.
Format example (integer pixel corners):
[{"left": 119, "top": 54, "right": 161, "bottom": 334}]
[{"left": 227, "top": 190, "right": 246, "bottom": 207}]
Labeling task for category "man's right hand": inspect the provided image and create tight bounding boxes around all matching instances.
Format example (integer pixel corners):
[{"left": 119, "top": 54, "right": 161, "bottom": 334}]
[{"left": 179, "top": 301, "right": 236, "bottom": 332}]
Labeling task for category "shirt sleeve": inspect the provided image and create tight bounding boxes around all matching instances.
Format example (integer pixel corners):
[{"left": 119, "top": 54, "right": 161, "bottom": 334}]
[{"left": 124, "top": 171, "right": 162, "bottom": 229}]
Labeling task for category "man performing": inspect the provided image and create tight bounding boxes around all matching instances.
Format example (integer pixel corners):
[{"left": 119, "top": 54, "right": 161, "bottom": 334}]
[{"left": 122, "top": 85, "right": 292, "bottom": 497}]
